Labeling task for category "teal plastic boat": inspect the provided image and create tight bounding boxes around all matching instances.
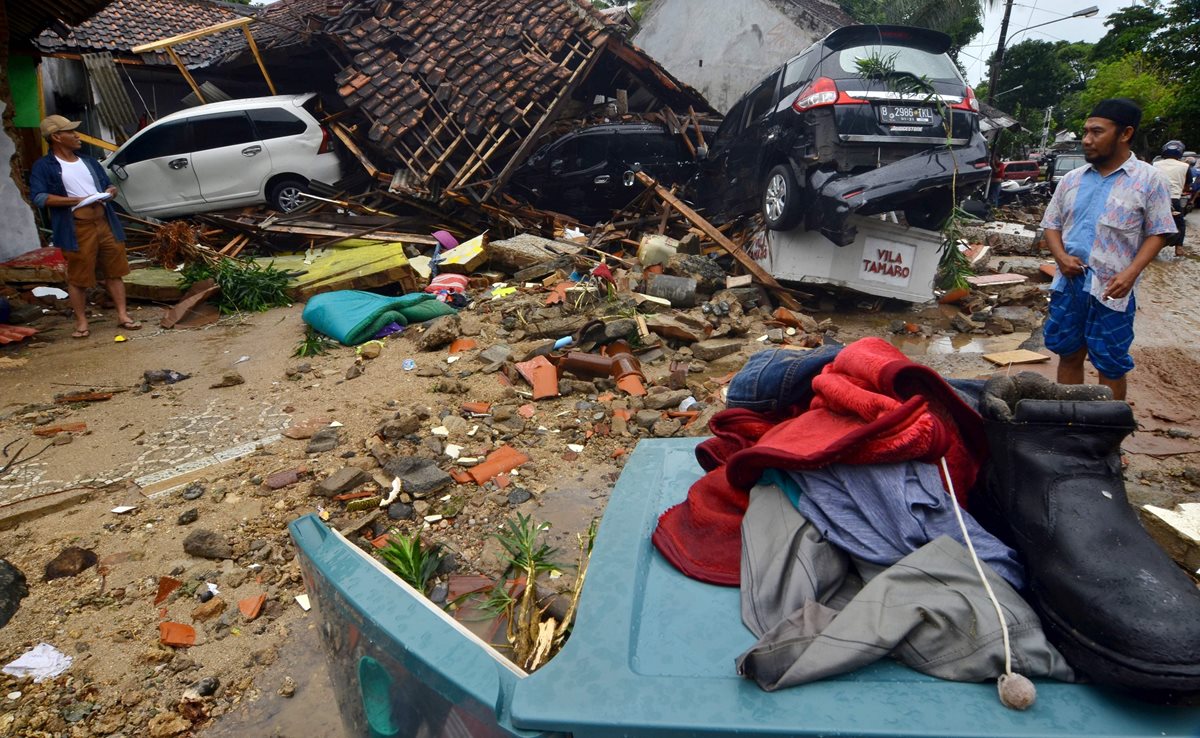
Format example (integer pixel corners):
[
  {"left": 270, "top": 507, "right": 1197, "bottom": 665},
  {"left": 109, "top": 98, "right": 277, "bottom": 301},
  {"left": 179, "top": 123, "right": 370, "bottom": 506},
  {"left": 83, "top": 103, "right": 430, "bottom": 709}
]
[{"left": 289, "top": 438, "right": 1200, "bottom": 737}]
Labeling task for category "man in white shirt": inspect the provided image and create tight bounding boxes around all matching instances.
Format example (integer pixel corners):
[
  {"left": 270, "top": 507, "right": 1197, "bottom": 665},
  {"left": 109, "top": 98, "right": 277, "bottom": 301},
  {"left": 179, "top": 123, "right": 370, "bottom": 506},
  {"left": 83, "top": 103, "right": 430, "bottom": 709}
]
[
  {"left": 29, "top": 115, "right": 140, "bottom": 338},
  {"left": 1152, "top": 140, "right": 1190, "bottom": 255}
]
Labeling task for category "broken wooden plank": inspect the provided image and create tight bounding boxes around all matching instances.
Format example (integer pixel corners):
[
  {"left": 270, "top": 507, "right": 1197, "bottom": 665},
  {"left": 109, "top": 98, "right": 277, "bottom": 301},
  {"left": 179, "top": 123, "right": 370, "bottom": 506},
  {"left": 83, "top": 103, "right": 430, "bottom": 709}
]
[
  {"left": 982, "top": 349, "right": 1051, "bottom": 366},
  {"left": 634, "top": 171, "right": 801, "bottom": 310},
  {"left": 1140, "top": 502, "right": 1200, "bottom": 572},
  {"left": 240, "top": 24, "right": 276, "bottom": 95},
  {"left": 967, "top": 273, "right": 1028, "bottom": 287},
  {"left": 130, "top": 16, "right": 254, "bottom": 53},
  {"left": 330, "top": 123, "right": 380, "bottom": 178}
]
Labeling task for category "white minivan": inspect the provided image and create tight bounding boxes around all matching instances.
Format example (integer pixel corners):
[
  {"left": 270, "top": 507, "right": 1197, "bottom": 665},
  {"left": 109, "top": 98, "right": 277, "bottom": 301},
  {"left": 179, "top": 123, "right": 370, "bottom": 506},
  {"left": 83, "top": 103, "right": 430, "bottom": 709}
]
[{"left": 105, "top": 94, "right": 342, "bottom": 217}]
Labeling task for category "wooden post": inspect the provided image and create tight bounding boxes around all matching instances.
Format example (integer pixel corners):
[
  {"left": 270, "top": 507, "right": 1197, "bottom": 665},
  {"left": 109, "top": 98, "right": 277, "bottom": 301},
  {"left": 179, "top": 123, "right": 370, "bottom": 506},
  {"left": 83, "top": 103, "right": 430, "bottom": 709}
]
[
  {"left": 241, "top": 26, "right": 277, "bottom": 95},
  {"left": 635, "top": 171, "right": 802, "bottom": 310},
  {"left": 165, "top": 47, "right": 204, "bottom": 103},
  {"left": 615, "top": 89, "right": 628, "bottom": 115}
]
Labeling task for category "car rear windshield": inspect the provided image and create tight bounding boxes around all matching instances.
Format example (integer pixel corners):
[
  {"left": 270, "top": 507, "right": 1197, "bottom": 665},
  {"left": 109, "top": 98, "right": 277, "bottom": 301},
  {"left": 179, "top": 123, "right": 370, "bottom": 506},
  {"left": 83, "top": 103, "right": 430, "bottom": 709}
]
[{"left": 824, "top": 44, "right": 962, "bottom": 83}]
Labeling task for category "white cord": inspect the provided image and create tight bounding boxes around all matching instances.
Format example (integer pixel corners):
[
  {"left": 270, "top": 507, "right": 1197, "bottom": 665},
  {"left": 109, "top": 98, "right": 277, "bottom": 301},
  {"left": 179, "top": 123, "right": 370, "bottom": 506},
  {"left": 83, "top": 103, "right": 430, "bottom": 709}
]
[{"left": 940, "top": 455, "right": 1013, "bottom": 676}]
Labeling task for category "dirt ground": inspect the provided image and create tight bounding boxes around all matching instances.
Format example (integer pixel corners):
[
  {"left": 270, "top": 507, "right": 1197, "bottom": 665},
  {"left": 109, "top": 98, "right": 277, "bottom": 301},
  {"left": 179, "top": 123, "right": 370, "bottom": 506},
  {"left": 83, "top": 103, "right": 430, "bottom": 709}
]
[{"left": 0, "top": 213, "right": 1197, "bottom": 738}]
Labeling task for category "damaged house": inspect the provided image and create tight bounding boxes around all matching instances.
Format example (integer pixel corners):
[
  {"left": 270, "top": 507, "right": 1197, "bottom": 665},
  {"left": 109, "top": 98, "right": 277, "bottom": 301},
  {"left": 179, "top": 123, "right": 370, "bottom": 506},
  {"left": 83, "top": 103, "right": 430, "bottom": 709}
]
[
  {"left": 29, "top": 0, "right": 713, "bottom": 211},
  {"left": 319, "top": 0, "right": 715, "bottom": 203}
]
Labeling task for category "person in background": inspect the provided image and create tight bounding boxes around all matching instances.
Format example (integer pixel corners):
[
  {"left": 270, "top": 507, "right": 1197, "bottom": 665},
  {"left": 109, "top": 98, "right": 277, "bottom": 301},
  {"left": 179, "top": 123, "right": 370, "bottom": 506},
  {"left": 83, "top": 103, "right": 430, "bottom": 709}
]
[
  {"left": 1153, "top": 140, "right": 1190, "bottom": 256},
  {"left": 1040, "top": 99, "right": 1176, "bottom": 401},
  {"left": 29, "top": 115, "right": 140, "bottom": 339},
  {"left": 1188, "top": 155, "right": 1200, "bottom": 208}
]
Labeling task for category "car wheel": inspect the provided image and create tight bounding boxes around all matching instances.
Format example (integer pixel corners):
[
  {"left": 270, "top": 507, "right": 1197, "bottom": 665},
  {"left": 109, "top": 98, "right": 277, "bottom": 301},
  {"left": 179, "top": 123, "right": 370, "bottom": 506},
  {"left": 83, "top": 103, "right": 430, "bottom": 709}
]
[
  {"left": 268, "top": 178, "right": 308, "bottom": 213},
  {"left": 904, "top": 198, "right": 953, "bottom": 231},
  {"left": 762, "top": 164, "right": 802, "bottom": 231}
]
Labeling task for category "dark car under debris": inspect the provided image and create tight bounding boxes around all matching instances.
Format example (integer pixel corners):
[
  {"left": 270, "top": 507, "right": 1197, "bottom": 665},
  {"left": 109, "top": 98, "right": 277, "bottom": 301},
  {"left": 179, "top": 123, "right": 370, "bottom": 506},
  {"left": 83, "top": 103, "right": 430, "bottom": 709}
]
[
  {"left": 508, "top": 121, "right": 710, "bottom": 224},
  {"left": 695, "top": 25, "right": 991, "bottom": 245}
]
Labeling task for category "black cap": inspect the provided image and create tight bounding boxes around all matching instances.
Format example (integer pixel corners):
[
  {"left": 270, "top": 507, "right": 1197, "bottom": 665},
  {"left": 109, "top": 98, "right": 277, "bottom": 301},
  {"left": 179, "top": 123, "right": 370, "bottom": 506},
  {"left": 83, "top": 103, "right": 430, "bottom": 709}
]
[{"left": 1089, "top": 98, "right": 1142, "bottom": 132}]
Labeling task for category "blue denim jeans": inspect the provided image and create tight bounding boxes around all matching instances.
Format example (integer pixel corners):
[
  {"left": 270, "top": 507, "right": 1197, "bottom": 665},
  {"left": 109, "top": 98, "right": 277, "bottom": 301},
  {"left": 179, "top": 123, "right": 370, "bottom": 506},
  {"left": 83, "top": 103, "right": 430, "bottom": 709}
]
[{"left": 726, "top": 344, "right": 843, "bottom": 415}]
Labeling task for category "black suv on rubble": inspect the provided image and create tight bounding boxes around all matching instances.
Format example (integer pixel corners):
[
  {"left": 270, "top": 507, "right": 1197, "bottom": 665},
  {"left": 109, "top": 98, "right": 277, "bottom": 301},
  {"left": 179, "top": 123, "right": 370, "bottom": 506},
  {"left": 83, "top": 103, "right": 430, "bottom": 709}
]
[{"left": 696, "top": 25, "right": 991, "bottom": 245}]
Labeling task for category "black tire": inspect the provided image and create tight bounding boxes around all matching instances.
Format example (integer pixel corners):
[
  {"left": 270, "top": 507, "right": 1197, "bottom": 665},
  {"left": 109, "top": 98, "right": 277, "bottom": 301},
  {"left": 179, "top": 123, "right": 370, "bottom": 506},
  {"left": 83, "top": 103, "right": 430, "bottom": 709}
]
[
  {"left": 904, "top": 198, "right": 953, "bottom": 231},
  {"left": 762, "top": 164, "right": 803, "bottom": 231},
  {"left": 267, "top": 178, "right": 309, "bottom": 213}
]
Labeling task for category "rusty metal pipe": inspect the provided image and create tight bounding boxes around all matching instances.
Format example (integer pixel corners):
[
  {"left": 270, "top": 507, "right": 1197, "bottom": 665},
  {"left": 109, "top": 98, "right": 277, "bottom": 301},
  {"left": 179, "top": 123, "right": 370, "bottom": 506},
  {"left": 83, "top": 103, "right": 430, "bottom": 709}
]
[{"left": 556, "top": 350, "right": 647, "bottom": 396}]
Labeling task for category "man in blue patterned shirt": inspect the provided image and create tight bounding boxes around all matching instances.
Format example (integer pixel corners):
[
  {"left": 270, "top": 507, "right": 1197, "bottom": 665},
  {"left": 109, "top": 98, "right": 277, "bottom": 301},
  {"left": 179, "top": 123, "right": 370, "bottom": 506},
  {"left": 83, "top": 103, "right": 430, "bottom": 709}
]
[{"left": 1040, "top": 98, "right": 1177, "bottom": 401}]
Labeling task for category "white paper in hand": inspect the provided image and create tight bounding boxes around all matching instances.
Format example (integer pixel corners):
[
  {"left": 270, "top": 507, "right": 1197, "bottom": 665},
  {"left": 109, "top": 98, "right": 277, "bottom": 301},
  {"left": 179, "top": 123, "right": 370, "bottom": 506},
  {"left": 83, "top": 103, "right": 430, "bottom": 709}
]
[{"left": 72, "top": 192, "right": 112, "bottom": 211}]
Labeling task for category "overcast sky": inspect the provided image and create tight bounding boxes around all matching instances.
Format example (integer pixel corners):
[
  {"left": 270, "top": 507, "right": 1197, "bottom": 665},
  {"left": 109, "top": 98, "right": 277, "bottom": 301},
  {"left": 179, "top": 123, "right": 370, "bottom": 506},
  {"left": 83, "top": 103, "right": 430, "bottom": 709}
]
[{"left": 959, "top": 0, "right": 1134, "bottom": 86}]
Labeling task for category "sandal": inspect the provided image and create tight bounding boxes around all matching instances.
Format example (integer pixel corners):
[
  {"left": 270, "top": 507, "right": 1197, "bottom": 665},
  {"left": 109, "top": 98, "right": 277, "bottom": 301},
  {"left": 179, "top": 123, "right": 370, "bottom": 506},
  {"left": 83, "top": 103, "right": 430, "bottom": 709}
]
[
  {"left": 72, "top": 329, "right": 90, "bottom": 339},
  {"left": 117, "top": 320, "right": 142, "bottom": 330}
]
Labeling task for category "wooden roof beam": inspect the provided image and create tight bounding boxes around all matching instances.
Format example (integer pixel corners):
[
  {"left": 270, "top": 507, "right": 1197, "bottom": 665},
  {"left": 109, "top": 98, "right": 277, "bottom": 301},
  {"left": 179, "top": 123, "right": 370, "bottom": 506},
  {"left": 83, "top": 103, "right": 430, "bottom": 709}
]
[{"left": 130, "top": 16, "right": 253, "bottom": 54}]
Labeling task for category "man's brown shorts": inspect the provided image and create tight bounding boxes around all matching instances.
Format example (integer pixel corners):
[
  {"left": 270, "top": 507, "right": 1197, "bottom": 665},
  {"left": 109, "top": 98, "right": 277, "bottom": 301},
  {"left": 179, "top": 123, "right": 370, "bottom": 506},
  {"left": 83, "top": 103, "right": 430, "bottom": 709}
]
[{"left": 66, "top": 203, "right": 130, "bottom": 289}]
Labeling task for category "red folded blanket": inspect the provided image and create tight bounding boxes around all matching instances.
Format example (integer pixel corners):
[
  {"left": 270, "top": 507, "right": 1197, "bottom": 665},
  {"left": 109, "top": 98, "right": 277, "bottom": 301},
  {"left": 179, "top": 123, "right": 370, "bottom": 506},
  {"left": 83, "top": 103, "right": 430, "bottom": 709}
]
[{"left": 653, "top": 337, "right": 986, "bottom": 586}]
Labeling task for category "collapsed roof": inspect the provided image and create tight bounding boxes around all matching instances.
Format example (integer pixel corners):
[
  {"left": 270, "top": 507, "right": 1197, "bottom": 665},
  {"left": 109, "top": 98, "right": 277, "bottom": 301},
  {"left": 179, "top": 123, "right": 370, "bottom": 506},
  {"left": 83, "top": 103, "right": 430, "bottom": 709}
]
[{"left": 323, "top": 0, "right": 713, "bottom": 202}]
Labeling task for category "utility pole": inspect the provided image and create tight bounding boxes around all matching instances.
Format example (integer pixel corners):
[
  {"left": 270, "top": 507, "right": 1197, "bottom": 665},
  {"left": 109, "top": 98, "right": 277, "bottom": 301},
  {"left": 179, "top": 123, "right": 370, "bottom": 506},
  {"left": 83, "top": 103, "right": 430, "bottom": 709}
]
[
  {"left": 987, "top": 0, "right": 1015, "bottom": 105},
  {"left": 1039, "top": 106, "right": 1053, "bottom": 152}
]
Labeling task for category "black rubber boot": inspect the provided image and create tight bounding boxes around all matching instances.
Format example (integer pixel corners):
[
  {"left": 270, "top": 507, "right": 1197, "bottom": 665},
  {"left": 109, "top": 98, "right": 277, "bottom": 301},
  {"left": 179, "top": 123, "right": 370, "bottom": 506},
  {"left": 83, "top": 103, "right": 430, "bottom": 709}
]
[{"left": 978, "top": 372, "right": 1200, "bottom": 696}]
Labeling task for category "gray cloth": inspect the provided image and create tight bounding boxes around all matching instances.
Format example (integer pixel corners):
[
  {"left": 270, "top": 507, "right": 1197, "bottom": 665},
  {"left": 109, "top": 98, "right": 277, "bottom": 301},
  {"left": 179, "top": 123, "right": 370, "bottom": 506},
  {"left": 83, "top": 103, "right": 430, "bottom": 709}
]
[
  {"left": 738, "top": 484, "right": 1075, "bottom": 691},
  {"left": 783, "top": 462, "right": 1027, "bottom": 589}
]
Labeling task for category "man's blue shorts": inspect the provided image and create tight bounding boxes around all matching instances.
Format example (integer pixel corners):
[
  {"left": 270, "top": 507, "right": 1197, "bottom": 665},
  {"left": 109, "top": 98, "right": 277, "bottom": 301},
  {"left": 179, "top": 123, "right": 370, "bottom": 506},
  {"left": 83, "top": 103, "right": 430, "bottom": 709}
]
[{"left": 1043, "top": 274, "right": 1136, "bottom": 380}]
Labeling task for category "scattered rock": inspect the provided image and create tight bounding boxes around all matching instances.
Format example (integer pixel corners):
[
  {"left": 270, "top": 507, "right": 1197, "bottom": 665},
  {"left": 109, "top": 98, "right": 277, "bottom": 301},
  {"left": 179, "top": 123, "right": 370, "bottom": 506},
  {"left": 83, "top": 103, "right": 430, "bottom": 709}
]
[
  {"left": 359, "top": 341, "right": 383, "bottom": 360},
  {"left": 386, "top": 502, "right": 414, "bottom": 520},
  {"left": 147, "top": 711, "right": 191, "bottom": 737},
  {"left": 306, "top": 427, "right": 341, "bottom": 453},
  {"left": 381, "top": 457, "right": 452, "bottom": 498},
  {"left": 377, "top": 413, "right": 420, "bottom": 439},
  {"left": 0, "top": 559, "right": 28, "bottom": 628},
  {"left": 278, "top": 676, "right": 297, "bottom": 698},
  {"left": 691, "top": 338, "right": 742, "bottom": 362},
  {"left": 951, "top": 312, "right": 985, "bottom": 333},
  {"left": 43, "top": 546, "right": 98, "bottom": 581},
  {"left": 209, "top": 371, "right": 245, "bottom": 389},
  {"left": 477, "top": 344, "right": 513, "bottom": 371},
  {"left": 52, "top": 433, "right": 73, "bottom": 446},
  {"left": 182, "top": 530, "right": 233, "bottom": 560},
  {"left": 264, "top": 468, "right": 302, "bottom": 490},
  {"left": 634, "top": 410, "right": 661, "bottom": 428},
  {"left": 191, "top": 597, "right": 227, "bottom": 622},
  {"left": 177, "top": 508, "right": 199, "bottom": 526},
  {"left": 416, "top": 314, "right": 461, "bottom": 351},
  {"left": 181, "top": 482, "right": 205, "bottom": 501},
  {"left": 643, "top": 389, "right": 692, "bottom": 410},
  {"left": 345, "top": 364, "right": 363, "bottom": 380},
  {"left": 652, "top": 418, "right": 682, "bottom": 437},
  {"left": 507, "top": 487, "right": 532, "bottom": 505},
  {"left": 317, "top": 467, "right": 370, "bottom": 498}
]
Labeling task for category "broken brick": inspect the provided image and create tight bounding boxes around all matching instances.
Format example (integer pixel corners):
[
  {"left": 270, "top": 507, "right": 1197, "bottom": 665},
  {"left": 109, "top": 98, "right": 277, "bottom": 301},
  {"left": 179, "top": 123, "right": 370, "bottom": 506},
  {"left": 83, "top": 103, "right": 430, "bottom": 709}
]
[
  {"left": 468, "top": 445, "right": 530, "bottom": 485},
  {"left": 239, "top": 594, "right": 267, "bottom": 621},
  {"left": 159, "top": 622, "right": 196, "bottom": 648},
  {"left": 154, "top": 576, "right": 181, "bottom": 606}
]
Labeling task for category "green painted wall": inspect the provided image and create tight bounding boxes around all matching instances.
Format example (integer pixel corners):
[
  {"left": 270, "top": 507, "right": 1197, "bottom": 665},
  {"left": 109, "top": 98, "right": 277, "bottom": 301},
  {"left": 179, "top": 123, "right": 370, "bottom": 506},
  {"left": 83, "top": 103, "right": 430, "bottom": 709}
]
[{"left": 9, "top": 55, "right": 40, "bottom": 128}]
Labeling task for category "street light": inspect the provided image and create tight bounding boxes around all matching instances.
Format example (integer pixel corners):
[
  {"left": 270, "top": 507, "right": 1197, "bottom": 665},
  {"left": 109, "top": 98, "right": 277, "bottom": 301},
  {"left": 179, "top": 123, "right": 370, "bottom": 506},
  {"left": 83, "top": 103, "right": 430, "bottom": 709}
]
[{"left": 986, "top": 4, "right": 1100, "bottom": 104}]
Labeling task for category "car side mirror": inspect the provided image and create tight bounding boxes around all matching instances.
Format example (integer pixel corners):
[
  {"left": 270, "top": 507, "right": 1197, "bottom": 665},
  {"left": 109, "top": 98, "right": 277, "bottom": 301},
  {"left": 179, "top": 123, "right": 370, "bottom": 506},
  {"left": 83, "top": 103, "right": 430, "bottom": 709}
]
[
  {"left": 623, "top": 170, "right": 635, "bottom": 187},
  {"left": 110, "top": 164, "right": 128, "bottom": 182}
]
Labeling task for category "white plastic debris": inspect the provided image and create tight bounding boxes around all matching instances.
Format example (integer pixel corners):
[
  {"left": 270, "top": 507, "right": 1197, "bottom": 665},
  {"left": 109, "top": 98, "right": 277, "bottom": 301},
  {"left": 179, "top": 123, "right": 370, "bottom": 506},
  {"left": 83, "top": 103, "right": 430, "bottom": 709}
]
[
  {"left": 424, "top": 514, "right": 444, "bottom": 523},
  {"left": 294, "top": 594, "right": 311, "bottom": 611},
  {"left": 206, "top": 582, "right": 219, "bottom": 596},
  {"left": 567, "top": 444, "right": 585, "bottom": 453},
  {"left": 235, "top": 355, "right": 251, "bottom": 365},
  {"left": 446, "top": 355, "right": 460, "bottom": 364},
  {"left": 31, "top": 286, "right": 68, "bottom": 300},
  {"left": 2, "top": 644, "right": 73, "bottom": 683},
  {"left": 110, "top": 505, "right": 137, "bottom": 515},
  {"left": 329, "top": 420, "right": 344, "bottom": 428},
  {"left": 379, "top": 478, "right": 403, "bottom": 508},
  {"left": 431, "top": 426, "right": 450, "bottom": 437},
  {"left": 678, "top": 396, "right": 698, "bottom": 412},
  {"left": 444, "top": 444, "right": 463, "bottom": 460}
]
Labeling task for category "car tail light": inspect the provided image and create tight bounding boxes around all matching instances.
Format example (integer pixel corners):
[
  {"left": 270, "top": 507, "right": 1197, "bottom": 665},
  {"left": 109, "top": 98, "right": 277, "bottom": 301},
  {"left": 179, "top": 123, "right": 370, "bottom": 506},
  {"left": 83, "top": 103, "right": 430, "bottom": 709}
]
[
  {"left": 792, "top": 77, "right": 867, "bottom": 112},
  {"left": 951, "top": 86, "right": 980, "bottom": 112},
  {"left": 318, "top": 126, "right": 334, "bottom": 154}
]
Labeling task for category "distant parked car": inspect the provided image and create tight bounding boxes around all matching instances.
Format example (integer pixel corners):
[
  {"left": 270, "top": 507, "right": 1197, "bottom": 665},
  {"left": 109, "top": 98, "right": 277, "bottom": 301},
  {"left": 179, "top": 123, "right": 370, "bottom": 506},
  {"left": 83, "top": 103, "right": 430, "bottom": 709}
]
[
  {"left": 693, "top": 25, "right": 991, "bottom": 245},
  {"left": 105, "top": 93, "right": 342, "bottom": 218},
  {"left": 994, "top": 160, "right": 1040, "bottom": 181},
  {"left": 508, "top": 121, "right": 711, "bottom": 223},
  {"left": 1047, "top": 152, "right": 1087, "bottom": 184}
]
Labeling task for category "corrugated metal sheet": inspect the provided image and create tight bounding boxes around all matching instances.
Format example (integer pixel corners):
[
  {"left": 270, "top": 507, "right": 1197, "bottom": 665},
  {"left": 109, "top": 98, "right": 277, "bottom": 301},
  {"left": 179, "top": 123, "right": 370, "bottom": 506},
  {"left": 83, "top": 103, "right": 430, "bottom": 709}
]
[{"left": 82, "top": 52, "right": 137, "bottom": 130}]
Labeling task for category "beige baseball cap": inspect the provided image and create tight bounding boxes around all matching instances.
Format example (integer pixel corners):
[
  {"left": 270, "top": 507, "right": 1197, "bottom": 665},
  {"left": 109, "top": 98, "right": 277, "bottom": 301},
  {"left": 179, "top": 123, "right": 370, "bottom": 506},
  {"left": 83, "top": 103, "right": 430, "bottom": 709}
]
[{"left": 39, "top": 115, "right": 81, "bottom": 139}]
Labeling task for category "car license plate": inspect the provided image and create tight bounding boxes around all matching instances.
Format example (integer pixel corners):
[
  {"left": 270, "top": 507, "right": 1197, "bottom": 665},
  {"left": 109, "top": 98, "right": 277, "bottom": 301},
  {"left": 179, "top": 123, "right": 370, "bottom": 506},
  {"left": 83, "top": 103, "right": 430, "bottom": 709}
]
[{"left": 877, "top": 105, "right": 935, "bottom": 126}]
